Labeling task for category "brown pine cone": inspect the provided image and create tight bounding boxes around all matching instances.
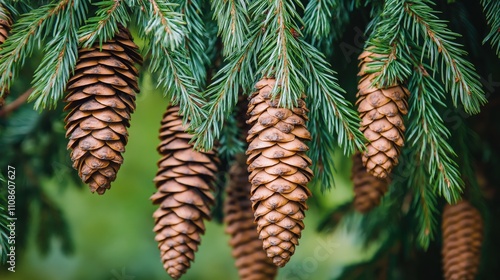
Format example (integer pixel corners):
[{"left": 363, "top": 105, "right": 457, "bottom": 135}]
[
  {"left": 0, "top": 5, "right": 12, "bottom": 108},
  {"left": 151, "top": 105, "right": 218, "bottom": 280},
  {"left": 224, "top": 155, "right": 278, "bottom": 280},
  {"left": 246, "top": 78, "right": 313, "bottom": 267},
  {"left": 64, "top": 25, "right": 142, "bottom": 194},
  {"left": 442, "top": 200, "right": 483, "bottom": 280},
  {"left": 356, "top": 51, "right": 410, "bottom": 178},
  {"left": 352, "top": 152, "right": 389, "bottom": 213}
]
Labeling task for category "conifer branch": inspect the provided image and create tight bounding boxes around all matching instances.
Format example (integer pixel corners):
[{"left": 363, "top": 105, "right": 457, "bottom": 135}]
[
  {"left": 481, "top": 0, "right": 500, "bottom": 57},
  {"left": 78, "top": 0, "right": 129, "bottom": 47},
  {"left": 180, "top": 0, "right": 208, "bottom": 87},
  {"left": 407, "top": 66, "right": 463, "bottom": 203},
  {"left": 30, "top": 0, "right": 87, "bottom": 109},
  {"left": 193, "top": 31, "right": 261, "bottom": 150},
  {"left": 0, "top": 1, "right": 70, "bottom": 95},
  {"left": 255, "top": 0, "right": 306, "bottom": 108},
  {"left": 141, "top": 0, "right": 185, "bottom": 51},
  {"left": 211, "top": 0, "right": 249, "bottom": 56},
  {"left": 403, "top": 0, "right": 486, "bottom": 114}
]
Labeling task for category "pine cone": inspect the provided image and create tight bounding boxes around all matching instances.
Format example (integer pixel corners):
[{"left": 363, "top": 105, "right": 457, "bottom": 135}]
[
  {"left": 442, "top": 200, "right": 483, "bottom": 280},
  {"left": 224, "top": 155, "right": 278, "bottom": 280},
  {"left": 351, "top": 152, "right": 389, "bottom": 213},
  {"left": 246, "top": 78, "right": 313, "bottom": 267},
  {"left": 151, "top": 105, "right": 218, "bottom": 280},
  {"left": 0, "top": 6, "right": 12, "bottom": 108},
  {"left": 64, "top": 26, "right": 142, "bottom": 194},
  {"left": 356, "top": 51, "right": 410, "bottom": 178}
]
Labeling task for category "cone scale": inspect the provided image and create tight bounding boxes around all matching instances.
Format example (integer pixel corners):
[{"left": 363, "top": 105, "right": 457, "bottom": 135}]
[
  {"left": 64, "top": 25, "right": 142, "bottom": 194},
  {"left": 246, "top": 78, "right": 313, "bottom": 267},
  {"left": 356, "top": 51, "right": 410, "bottom": 178},
  {"left": 442, "top": 200, "right": 483, "bottom": 280},
  {"left": 351, "top": 152, "right": 389, "bottom": 213},
  {"left": 151, "top": 105, "right": 218, "bottom": 279}
]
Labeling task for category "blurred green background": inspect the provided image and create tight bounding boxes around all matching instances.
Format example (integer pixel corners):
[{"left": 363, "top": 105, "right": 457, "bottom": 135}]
[{"left": 0, "top": 73, "right": 371, "bottom": 280}]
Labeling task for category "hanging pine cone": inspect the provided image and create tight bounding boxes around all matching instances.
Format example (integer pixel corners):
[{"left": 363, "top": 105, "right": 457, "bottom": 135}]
[
  {"left": 224, "top": 155, "right": 278, "bottom": 280},
  {"left": 351, "top": 152, "right": 389, "bottom": 213},
  {"left": 356, "top": 50, "right": 410, "bottom": 178},
  {"left": 0, "top": 6, "right": 12, "bottom": 108},
  {"left": 151, "top": 105, "right": 218, "bottom": 280},
  {"left": 246, "top": 78, "right": 313, "bottom": 267},
  {"left": 64, "top": 25, "right": 142, "bottom": 194},
  {"left": 442, "top": 200, "right": 483, "bottom": 280}
]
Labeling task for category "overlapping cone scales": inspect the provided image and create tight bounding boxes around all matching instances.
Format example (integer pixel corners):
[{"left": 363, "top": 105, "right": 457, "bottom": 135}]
[
  {"left": 64, "top": 26, "right": 142, "bottom": 194},
  {"left": 246, "top": 78, "right": 313, "bottom": 267},
  {"left": 356, "top": 51, "right": 410, "bottom": 178},
  {"left": 224, "top": 156, "right": 278, "bottom": 280},
  {"left": 351, "top": 152, "right": 389, "bottom": 213},
  {"left": 151, "top": 106, "right": 218, "bottom": 280},
  {"left": 442, "top": 200, "right": 483, "bottom": 280},
  {"left": 0, "top": 6, "right": 12, "bottom": 108}
]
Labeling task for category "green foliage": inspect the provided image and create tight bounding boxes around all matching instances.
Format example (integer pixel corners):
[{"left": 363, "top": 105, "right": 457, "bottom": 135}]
[
  {"left": 211, "top": 0, "right": 249, "bottom": 56},
  {"left": 481, "top": 0, "right": 500, "bottom": 57}
]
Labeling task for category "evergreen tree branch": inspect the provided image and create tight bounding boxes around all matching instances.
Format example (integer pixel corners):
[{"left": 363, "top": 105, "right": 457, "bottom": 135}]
[
  {"left": 481, "top": 0, "right": 500, "bottom": 57},
  {"left": 211, "top": 0, "right": 249, "bottom": 56},
  {"left": 0, "top": 87, "right": 32, "bottom": 117},
  {"left": 29, "top": 0, "right": 88, "bottom": 109},
  {"left": 364, "top": 0, "right": 412, "bottom": 87},
  {"left": 141, "top": 0, "right": 185, "bottom": 51},
  {"left": 192, "top": 31, "right": 261, "bottom": 150},
  {"left": 255, "top": 0, "right": 306, "bottom": 108},
  {"left": 179, "top": 0, "right": 208, "bottom": 87},
  {"left": 0, "top": 1, "right": 70, "bottom": 95},
  {"left": 403, "top": 0, "right": 486, "bottom": 114},
  {"left": 78, "top": 0, "right": 130, "bottom": 47},
  {"left": 407, "top": 65, "right": 463, "bottom": 203}
]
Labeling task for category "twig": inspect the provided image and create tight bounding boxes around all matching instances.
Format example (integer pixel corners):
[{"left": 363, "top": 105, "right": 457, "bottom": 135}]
[{"left": 0, "top": 88, "right": 33, "bottom": 117}]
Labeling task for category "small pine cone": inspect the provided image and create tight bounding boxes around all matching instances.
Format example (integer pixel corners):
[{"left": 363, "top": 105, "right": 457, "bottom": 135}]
[
  {"left": 224, "top": 155, "right": 278, "bottom": 280},
  {"left": 351, "top": 152, "right": 389, "bottom": 213},
  {"left": 64, "top": 26, "right": 142, "bottom": 194},
  {"left": 151, "top": 105, "right": 218, "bottom": 280},
  {"left": 0, "top": 6, "right": 12, "bottom": 108},
  {"left": 356, "top": 51, "right": 410, "bottom": 178},
  {"left": 246, "top": 78, "right": 313, "bottom": 267},
  {"left": 442, "top": 200, "right": 483, "bottom": 280}
]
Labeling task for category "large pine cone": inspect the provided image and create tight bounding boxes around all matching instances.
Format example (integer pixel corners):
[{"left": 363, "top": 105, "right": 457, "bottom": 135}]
[
  {"left": 246, "top": 78, "right": 313, "bottom": 267},
  {"left": 351, "top": 152, "right": 389, "bottom": 213},
  {"left": 442, "top": 200, "right": 483, "bottom": 280},
  {"left": 151, "top": 105, "right": 218, "bottom": 280},
  {"left": 0, "top": 6, "right": 12, "bottom": 108},
  {"left": 224, "top": 155, "right": 278, "bottom": 280},
  {"left": 356, "top": 51, "right": 410, "bottom": 178},
  {"left": 64, "top": 26, "right": 142, "bottom": 194}
]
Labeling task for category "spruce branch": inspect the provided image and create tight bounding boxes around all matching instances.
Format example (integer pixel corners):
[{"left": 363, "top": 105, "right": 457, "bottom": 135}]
[
  {"left": 302, "top": 42, "right": 364, "bottom": 155},
  {"left": 78, "top": 0, "right": 130, "bottom": 47},
  {"left": 141, "top": 0, "right": 185, "bottom": 51},
  {"left": 364, "top": 0, "right": 412, "bottom": 87},
  {"left": 255, "top": 0, "right": 306, "bottom": 108},
  {"left": 407, "top": 65, "right": 463, "bottom": 203},
  {"left": 403, "top": 0, "right": 486, "bottom": 114},
  {"left": 211, "top": 0, "right": 249, "bottom": 56},
  {"left": 193, "top": 31, "right": 261, "bottom": 151},
  {"left": 179, "top": 0, "right": 208, "bottom": 87},
  {"left": 0, "top": 1, "right": 70, "bottom": 95},
  {"left": 481, "top": 0, "right": 500, "bottom": 57},
  {"left": 29, "top": 0, "right": 87, "bottom": 109}
]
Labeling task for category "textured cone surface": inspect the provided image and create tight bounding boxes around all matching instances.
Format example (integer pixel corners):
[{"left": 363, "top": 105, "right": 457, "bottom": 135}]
[
  {"left": 64, "top": 26, "right": 142, "bottom": 194},
  {"left": 356, "top": 51, "right": 410, "bottom": 178},
  {"left": 224, "top": 155, "right": 278, "bottom": 280},
  {"left": 442, "top": 200, "right": 483, "bottom": 280},
  {"left": 152, "top": 106, "right": 218, "bottom": 280},
  {"left": 351, "top": 152, "right": 389, "bottom": 213},
  {"left": 0, "top": 7, "right": 12, "bottom": 108},
  {"left": 246, "top": 78, "right": 313, "bottom": 267}
]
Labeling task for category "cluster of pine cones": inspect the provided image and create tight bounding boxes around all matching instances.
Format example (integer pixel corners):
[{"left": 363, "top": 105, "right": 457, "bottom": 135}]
[{"left": 0, "top": 8, "right": 482, "bottom": 278}]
